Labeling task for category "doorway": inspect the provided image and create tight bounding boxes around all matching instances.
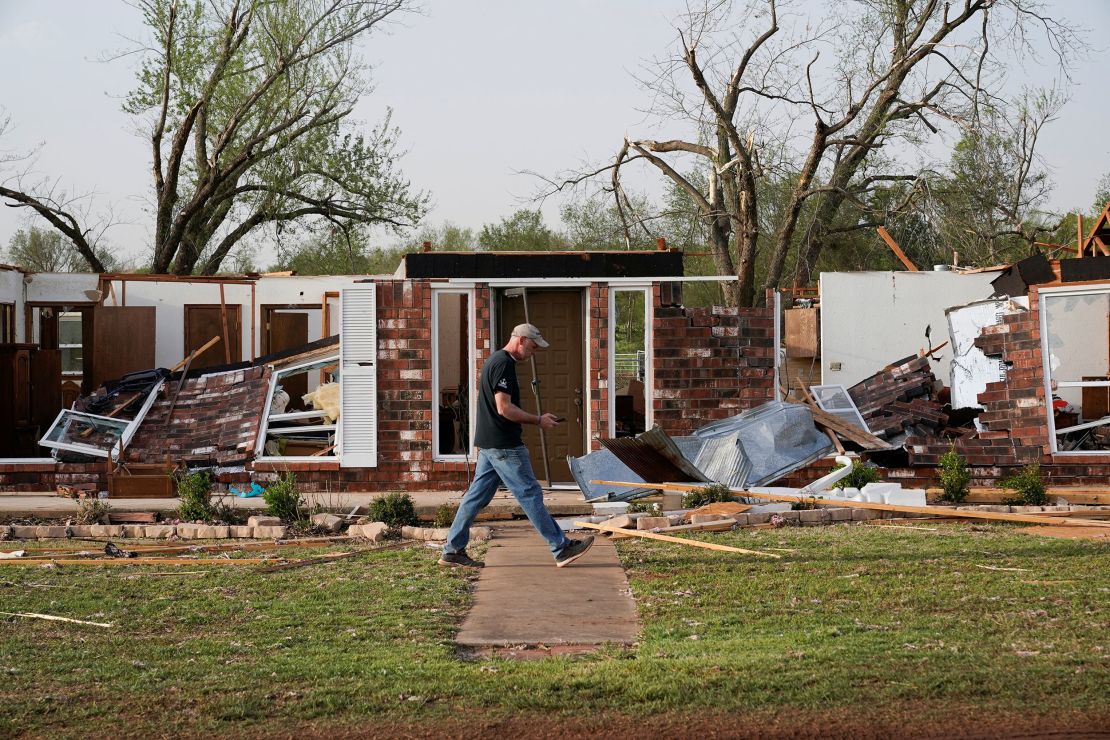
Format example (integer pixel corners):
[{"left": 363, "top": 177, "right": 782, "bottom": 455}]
[{"left": 498, "top": 289, "right": 585, "bottom": 482}]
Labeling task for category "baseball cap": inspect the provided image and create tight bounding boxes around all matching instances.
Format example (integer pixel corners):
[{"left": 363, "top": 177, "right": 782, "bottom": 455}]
[{"left": 511, "top": 323, "right": 549, "bottom": 348}]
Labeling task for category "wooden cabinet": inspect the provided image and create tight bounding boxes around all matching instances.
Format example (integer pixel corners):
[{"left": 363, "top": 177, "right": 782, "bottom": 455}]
[{"left": 0, "top": 344, "right": 65, "bottom": 457}]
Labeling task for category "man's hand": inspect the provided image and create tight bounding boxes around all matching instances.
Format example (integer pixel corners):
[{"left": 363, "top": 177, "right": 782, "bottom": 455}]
[{"left": 538, "top": 413, "right": 561, "bottom": 430}]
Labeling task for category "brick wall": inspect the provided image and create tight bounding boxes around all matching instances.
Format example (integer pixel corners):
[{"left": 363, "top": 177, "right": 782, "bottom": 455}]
[
  {"left": 588, "top": 283, "right": 610, "bottom": 448},
  {"left": 651, "top": 287, "right": 776, "bottom": 436}
]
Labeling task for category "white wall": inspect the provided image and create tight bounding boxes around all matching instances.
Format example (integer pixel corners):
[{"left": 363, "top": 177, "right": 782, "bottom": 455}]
[
  {"left": 0, "top": 267, "right": 25, "bottom": 342},
  {"left": 103, "top": 275, "right": 359, "bottom": 369},
  {"left": 820, "top": 270, "right": 1000, "bottom": 388},
  {"left": 24, "top": 272, "right": 99, "bottom": 303}
]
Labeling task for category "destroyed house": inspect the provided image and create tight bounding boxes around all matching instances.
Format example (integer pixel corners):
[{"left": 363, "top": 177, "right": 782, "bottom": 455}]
[{"left": 0, "top": 252, "right": 784, "bottom": 492}]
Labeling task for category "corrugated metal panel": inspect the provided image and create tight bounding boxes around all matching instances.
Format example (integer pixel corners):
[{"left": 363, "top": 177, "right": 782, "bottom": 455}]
[{"left": 599, "top": 427, "right": 710, "bottom": 484}]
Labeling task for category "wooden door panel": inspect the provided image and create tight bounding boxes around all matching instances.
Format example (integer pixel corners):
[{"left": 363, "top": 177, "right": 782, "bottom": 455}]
[
  {"left": 92, "top": 306, "right": 156, "bottom": 388},
  {"left": 185, "top": 305, "right": 241, "bottom": 369},
  {"left": 268, "top": 311, "right": 309, "bottom": 410},
  {"left": 499, "top": 290, "right": 584, "bottom": 482}
]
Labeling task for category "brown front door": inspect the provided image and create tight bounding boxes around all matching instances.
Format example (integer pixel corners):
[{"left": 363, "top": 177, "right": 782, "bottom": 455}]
[
  {"left": 263, "top": 310, "right": 310, "bottom": 410},
  {"left": 499, "top": 290, "right": 585, "bottom": 482},
  {"left": 184, "top": 305, "right": 242, "bottom": 369}
]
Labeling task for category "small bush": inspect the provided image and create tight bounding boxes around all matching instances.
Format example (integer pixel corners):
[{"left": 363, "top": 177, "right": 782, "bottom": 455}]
[
  {"left": 997, "top": 463, "right": 1047, "bottom": 506},
  {"left": 176, "top": 470, "right": 216, "bottom": 522},
  {"left": 626, "top": 499, "right": 660, "bottom": 514},
  {"left": 75, "top": 496, "right": 111, "bottom": 525},
  {"left": 367, "top": 492, "right": 419, "bottom": 528},
  {"left": 263, "top": 472, "right": 304, "bottom": 523},
  {"left": 432, "top": 503, "right": 456, "bottom": 528},
  {"left": 682, "top": 483, "right": 734, "bottom": 509},
  {"left": 938, "top": 447, "right": 971, "bottom": 503},
  {"left": 833, "top": 460, "right": 882, "bottom": 490}
]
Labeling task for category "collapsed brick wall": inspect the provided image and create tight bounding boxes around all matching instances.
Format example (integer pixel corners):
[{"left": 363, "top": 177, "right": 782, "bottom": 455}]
[
  {"left": 847, "top": 355, "right": 946, "bottom": 438},
  {"left": 651, "top": 287, "right": 776, "bottom": 436},
  {"left": 126, "top": 366, "right": 272, "bottom": 467}
]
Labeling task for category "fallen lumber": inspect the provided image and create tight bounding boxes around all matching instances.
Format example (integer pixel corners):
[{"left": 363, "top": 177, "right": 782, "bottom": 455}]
[
  {"left": 684, "top": 502, "right": 752, "bottom": 520},
  {"left": 652, "top": 518, "right": 740, "bottom": 534},
  {"left": 590, "top": 480, "right": 1110, "bottom": 529},
  {"left": 1, "top": 611, "right": 114, "bottom": 628},
  {"left": 256, "top": 541, "right": 412, "bottom": 573},
  {"left": 0, "top": 557, "right": 273, "bottom": 567},
  {"left": 16, "top": 536, "right": 355, "bottom": 559},
  {"left": 929, "top": 487, "right": 1110, "bottom": 506},
  {"left": 575, "top": 521, "right": 781, "bottom": 558},
  {"left": 806, "top": 405, "right": 891, "bottom": 450}
]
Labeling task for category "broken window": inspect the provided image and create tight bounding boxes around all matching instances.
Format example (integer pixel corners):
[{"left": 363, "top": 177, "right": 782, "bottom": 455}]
[
  {"left": 1042, "top": 286, "right": 1110, "bottom": 452},
  {"left": 611, "top": 288, "right": 650, "bottom": 437},
  {"left": 433, "top": 289, "right": 472, "bottom": 458},
  {"left": 39, "top": 379, "right": 165, "bottom": 460},
  {"left": 809, "top": 384, "right": 871, "bottom": 433},
  {"left": 256, "top": 355, "right": 340, "bottom": 459}
]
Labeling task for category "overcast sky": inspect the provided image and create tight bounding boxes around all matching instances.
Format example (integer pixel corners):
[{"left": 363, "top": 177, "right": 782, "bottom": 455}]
[{"left": 1, "top": 0, "right": 1107, "bottom": 268}]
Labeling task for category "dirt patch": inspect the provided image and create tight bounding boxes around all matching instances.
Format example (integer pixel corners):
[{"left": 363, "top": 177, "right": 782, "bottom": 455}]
[{"left": 266, "top": 707, "right": 1110, "bottom": 739}]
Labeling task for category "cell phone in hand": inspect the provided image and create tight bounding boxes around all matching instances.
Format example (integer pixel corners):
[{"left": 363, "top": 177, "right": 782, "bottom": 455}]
[{"left": 553, "top": 416, "right": 566, "bottom": 423}]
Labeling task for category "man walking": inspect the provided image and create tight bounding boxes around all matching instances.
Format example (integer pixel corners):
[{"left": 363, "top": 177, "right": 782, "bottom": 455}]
[{"left": 440, "top": 323, "right": 594, "bottom": 568}]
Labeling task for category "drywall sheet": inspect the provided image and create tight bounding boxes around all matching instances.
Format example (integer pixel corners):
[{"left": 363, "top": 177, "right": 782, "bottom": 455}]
[
  {"left": 820, "top": 271, "right": 998, "bottom": 388},
  {"left": 946, "top": 298, "right": 1027, "bottom": 410}
]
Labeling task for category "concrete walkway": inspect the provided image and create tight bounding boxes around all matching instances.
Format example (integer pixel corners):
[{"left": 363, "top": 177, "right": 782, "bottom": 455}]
[{"left": 455, "top": 522, "right": 640, "bottom": 647}]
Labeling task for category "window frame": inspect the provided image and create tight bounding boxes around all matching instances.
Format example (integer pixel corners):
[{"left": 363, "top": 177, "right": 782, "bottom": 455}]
[
  {"left": 254, "top": 354, "right": 340, "bottom": 463},
  {"left": 1039, "top": 283, "right": 1110, "bottom": 455},
  {"left": 607, "top": 285, "right": 653, "bottom": 438},
  {"left": 431, "top": 287, "right": 476, "bottom": 461}
]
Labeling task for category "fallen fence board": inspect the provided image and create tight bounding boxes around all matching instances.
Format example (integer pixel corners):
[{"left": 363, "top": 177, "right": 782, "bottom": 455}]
[
  {"left": 591, "top": 480, "right": 1110, "bottom": 529},
  {"left": 575, "top": 521, "right": 781, "bottom": 558},
  {"left": 0, "top": 558, "right": 273, "bottom": 566},
  {"left": 929, "top": 488, "right": 1110, "bottom": 506},
  {"left": 806, "top": 406, "right": 892, "bottom": 450}
]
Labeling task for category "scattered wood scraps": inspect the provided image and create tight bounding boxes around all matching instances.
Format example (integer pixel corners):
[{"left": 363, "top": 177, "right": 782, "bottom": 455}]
[
  {"left": 1, "top": 611, "right": 114, "bottom": 628},
  {"left": 576, "top": 521, "right": 781, "bottom": 558}
]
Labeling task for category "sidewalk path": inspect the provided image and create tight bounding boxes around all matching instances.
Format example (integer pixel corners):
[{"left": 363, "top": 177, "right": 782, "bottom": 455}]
[{"left": 455, "top": 523, "right": 640, "bottom": 647}]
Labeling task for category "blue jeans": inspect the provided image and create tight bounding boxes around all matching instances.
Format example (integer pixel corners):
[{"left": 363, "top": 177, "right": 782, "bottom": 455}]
[{"left": 444, "top": 446, "right": 570, "bottom": 558}]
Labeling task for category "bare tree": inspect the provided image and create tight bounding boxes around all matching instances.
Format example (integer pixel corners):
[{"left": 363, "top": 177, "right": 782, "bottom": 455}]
[{"left": 554, "top": 0, "right": 1079, "bottom": 306}]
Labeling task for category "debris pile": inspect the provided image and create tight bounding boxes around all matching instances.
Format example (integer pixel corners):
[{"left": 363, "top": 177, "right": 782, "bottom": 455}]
[{"left": 847, "top": 354, "right": 947, "bottom": 441}]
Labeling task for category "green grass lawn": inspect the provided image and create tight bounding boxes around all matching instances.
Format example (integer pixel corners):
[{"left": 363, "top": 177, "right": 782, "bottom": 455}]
[{"left": 1, "top": 523, "right": 1108, "bottom": 737}]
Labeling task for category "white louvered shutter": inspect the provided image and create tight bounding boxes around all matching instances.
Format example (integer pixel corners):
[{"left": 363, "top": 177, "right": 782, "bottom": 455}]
[{"left": 340, "top": 285, "right": 378, "bottom": 467}]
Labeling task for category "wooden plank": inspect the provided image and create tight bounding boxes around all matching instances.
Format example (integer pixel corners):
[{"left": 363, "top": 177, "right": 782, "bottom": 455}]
[
  {"left": 256, "top": 542, "right": 412, "bottom": 573},
  {"left": 798, "top": 378, "right": 845, "bottom": 454},
  {"left": 651, "top": 518, "right": 741, "bottom": 533},
  {"left": 575, "top": 521, "right": 782, "bottom": 558},
  {"left": 930, "top": 487, "right": 1110, "bottom": 506},
  {"left": 0, "top": 557, "right": 272, "bottom": 566},
  {"left": 591, "top": 480, "right": 1110, "bottom": 529},
  {"left": 0, "top": 611, "right": 113, "bottom": 627},
  {"left": 684, "top": 502, "right": 752, "bottom": 520},
  {"left": 806, "top": 404, "right": 890, "bottom": 450},
  {"left": 877, "top": 226, "right": 919, "bottom": 271}
]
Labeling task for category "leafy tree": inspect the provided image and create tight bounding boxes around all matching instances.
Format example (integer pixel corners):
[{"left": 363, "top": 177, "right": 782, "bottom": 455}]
[
  {"left": 270, "top": 227, "right": 404, "bottom": 275},
  {"left": 403, "top": 221, "right": 477, "bottom": 251},
  {"left": 478, "top": 209, "right": 565, "bottom": 251},
  {"left": 1, "top": 0, "right": 427, "bottom": 275},
  {"left": 5, "top": 226, "right": 118, "bottom": 273}
]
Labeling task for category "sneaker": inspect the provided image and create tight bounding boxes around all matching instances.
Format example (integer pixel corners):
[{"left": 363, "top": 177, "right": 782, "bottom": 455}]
[
  {"left": 555, "top": 536, "right": 595, "bottom": 568},
  {"left": 438, "top": 550, "right": 483, "bottom": 568}
]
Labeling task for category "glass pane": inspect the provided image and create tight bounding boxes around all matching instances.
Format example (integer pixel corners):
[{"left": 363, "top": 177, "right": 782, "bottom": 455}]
[
  {"left": 1043, "top": 292, "right": 1110, "bottom": 414},
  {"left": 614, "top": 290, "right": 647, "bottom": 437},
  {"left": 436, "top": 292, "right": 470, "bottom": 455},
  {"left": 41, "top": 412, "right": 127, "bottom": 453},
  {"left": 58, "top": 313, "right": 83, "bottom": 345},
  {"left": 61, "top": 347, "right": 83, "bottom": 374}
]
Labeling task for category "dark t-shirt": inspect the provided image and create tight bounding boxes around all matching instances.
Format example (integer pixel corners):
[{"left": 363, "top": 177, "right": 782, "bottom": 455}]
[{"left": 474, "top": 350, "right": 523, "bottom": 449}]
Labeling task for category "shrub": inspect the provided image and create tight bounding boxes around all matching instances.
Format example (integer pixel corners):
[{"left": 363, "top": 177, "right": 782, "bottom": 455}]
[
  {"left": 938, "top": 447, "right": 971, "bottom": 503},
  {"left": 75, "top": 496, "right": 111, "bottom": 525},
  {"left": 176, "top": 470, "right": 216, "bottom": 522},
  {"left": 681, "top": 483, "right": 734, "bottom": 509},
  {"left": 626, "top": 499, "right": 660, "bottom": 514},
  {"left": 367, "top": 492, "right": 419, "bottom": 528},
  {"left": 263, "top": 472, "right": 304, "bottom": 523},
  {"left": 833, "top": 460, "right": 882, "bottom": 490},
  {"left": 432, "top": 503, "right": 456, "bottom": 528},
  {"left": 997, "top": 463, "right": 1047, "bottom": 506}
]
